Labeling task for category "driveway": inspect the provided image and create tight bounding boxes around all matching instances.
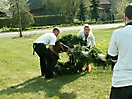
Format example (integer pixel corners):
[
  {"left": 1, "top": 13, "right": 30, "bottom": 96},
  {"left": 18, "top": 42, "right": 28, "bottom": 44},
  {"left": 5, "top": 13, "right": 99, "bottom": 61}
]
[{"left": 0, "top": 23, "right": 124, "bottom": 38}]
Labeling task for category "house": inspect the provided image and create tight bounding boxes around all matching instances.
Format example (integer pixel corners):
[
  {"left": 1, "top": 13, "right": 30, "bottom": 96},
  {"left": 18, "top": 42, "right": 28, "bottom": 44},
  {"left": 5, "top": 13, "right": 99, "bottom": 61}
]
[
  {"left": 99, "top": 0, "right": 111, "bottom": 11},
  {"left": 27, "top": 0, "right": 44, "bottom": 15}
]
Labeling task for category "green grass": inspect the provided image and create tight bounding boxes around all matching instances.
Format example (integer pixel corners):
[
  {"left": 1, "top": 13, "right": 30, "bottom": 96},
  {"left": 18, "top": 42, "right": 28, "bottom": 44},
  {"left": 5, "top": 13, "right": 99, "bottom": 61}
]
[{"left": 0, "top": 27, "right": 120, "bottom": 99}]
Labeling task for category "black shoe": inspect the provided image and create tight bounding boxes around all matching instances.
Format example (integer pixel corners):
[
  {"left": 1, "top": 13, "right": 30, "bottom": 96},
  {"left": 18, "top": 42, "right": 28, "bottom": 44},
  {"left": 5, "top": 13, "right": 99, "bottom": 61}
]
[
  {"left": 41, "top": 74, "right": 45, "bottom": 76},
  {"left": 45, "top": 75, "right": 53, "bottom": 79},
  {"left": 41, "top": 72, "right": 46, "bottom": 76},
  {"left": 45, "top": 76, "right": 53, "bottom": 79}
]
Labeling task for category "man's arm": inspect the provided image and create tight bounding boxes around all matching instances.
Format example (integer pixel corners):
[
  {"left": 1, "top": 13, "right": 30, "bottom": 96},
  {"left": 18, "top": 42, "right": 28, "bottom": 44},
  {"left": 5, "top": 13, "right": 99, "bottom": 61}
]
[
  {"left": 108, "top": 33, "right": 118, "bottom": 55},
  {"left": 49, "top": 45, "right": 58, "bottom": 56},
  {"left": 77, "top": 30, "right": 83, "bottom": 38},
  {"left": 108, "top": 32, "right": 118, "bottom": 62},
  {"left": 91, "top": 33, "right": 95, "bottom": 47}
]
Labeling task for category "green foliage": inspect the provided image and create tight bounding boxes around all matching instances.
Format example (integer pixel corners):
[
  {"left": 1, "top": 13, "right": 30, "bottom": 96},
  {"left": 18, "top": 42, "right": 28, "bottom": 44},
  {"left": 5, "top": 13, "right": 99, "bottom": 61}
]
[
  {"left": 78, "top": 0, "right": 87, "bottom": 23},
  {"left": 0, "top": 15, "right": 73, "bottom": 29},
  {"left": 53, "top": 34, "right": 111, "bottom": 75},
  {"left": 99, "top": 13, "right": 110, "bottom": 22},
  {"left": 115, "top": 0, "right": 129, "bottom": 15},
  {"left": 8, "top": 0, "right": 34, "bottom": 37},
  {"left": 58, "top": 0, "right": 80, "bottom": 18},
  {"left": 90, "top": 0, "right": 99, "bottom": 22},
  {"left": 12, "top": 9, "right": 34, "bottom": 30},
  {"left": 41, "top": 0, "right": 62, "bottom": 15},
  {"left": 86, "top": 47, "right": 105, "bottom": 66},
  {"left": 0, "top": 18, "right": 12, "bottom": 28},
  {"left": 34, "top": 15, "right": 73, "bottom": 26},
  {"left": 54, "top": 35, "right": 87, "bottom": 75},
  {"left": 58, "top": 34, "right": 87, "bottom": 48}
]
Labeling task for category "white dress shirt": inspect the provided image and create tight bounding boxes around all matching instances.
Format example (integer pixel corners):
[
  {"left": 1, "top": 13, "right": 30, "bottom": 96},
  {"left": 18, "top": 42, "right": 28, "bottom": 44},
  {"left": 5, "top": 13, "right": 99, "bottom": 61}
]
[
  {"left": 34, "top": 33, "right": 56, "bottom": 46},
  {"left": 78, "top": 29, "right": 95, "bottom": 47}
]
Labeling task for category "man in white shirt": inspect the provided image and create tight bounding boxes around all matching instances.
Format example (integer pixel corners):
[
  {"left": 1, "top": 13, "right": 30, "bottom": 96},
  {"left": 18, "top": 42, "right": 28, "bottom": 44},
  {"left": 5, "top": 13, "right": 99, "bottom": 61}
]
[
  {"left": 78, "top": 24, "right": 95, "bottom": 49},
  {"left": 78, "top": 24, "right": 95, "bottom": 72},
  {"left": 108, "top": 4, "right": 132, "bottom": 99},
  {"left": 33, "top": 27, "right": 60, "bottom": 79}
]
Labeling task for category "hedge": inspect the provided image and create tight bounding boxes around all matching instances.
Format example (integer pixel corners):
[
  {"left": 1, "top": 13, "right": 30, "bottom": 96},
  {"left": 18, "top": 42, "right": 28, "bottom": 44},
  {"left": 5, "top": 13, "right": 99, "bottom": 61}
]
[
  {"left": 33, "top": 15, "right": 73, "bottom": 26},
  {"left": 0, "top": 18, "right": 12, "bottom": 28},
  {"left": 0, "top": 15, "right": 73, "bottom": 28}
]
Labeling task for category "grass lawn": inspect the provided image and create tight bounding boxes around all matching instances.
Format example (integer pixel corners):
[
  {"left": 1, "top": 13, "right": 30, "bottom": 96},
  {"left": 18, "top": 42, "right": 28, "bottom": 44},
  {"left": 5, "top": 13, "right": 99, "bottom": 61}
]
[{"left": 0, "top": 27, "right": 119, "bottom": 99}]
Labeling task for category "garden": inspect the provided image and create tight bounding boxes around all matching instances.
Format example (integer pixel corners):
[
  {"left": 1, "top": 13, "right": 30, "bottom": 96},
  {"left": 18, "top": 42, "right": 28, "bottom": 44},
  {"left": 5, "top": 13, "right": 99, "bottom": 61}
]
[{"left": 0, "top": 27, "right": 118, "bottom": 99}]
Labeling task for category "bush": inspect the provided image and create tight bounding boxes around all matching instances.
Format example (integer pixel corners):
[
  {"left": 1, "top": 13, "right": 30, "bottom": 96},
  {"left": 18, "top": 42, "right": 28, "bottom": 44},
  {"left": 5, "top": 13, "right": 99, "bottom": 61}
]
[
  {"left": 99, "top": 13, "right": 110, "bottom": 22},
  {"left": 34, "top": 15, "right": 73, "bottom": 26},
  {"left": 0, "top": 18, "right": 12, "bottom": 28}
]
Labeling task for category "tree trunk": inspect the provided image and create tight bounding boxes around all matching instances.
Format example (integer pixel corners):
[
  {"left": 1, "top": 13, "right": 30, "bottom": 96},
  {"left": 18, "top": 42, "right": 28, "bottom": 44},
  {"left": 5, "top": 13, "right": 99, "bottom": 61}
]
[{"left": 16, "top": 0, "right": 22, "bottom": 37}]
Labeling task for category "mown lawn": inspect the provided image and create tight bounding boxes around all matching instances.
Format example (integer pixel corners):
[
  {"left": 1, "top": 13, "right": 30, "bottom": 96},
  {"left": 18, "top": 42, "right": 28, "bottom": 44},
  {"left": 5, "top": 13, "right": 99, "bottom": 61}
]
[{"left": 0, "top": 27, "right": 119, "bottom": 99}]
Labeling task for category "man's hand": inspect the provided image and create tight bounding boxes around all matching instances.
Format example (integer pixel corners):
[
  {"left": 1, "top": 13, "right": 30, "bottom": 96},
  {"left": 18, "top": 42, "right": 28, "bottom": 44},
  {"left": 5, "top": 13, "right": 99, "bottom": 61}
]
[{"left": 111, "top": 59, "right": 117, "bottom": 63}]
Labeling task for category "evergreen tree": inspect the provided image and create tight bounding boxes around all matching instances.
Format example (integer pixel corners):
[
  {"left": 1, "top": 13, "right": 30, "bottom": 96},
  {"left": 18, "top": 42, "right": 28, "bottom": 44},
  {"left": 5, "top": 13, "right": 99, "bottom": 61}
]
[
  {"left": 78, "top": 0, "right": 87, "bottom": 23},
  {"left": 90, "top": 0, "right": 99, "bottom": 22}
]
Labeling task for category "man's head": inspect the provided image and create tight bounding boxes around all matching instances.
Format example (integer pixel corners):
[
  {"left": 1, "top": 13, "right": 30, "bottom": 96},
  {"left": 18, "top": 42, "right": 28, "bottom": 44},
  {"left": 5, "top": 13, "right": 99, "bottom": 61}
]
[
  {"left": 84, "top": 24, "right": 90, "bottom": 36},
  {"left": 53, "top": 27, "right": 60, "bottom": 37},
  {"left": 124, "top": 3, "right": 132, "bottom": 23}
]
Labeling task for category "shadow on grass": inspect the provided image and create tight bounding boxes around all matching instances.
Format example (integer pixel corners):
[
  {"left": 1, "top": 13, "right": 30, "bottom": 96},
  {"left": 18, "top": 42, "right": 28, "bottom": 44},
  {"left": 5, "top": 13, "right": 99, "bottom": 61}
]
[{"left": 0, "top": 73, "right": 86, "bottom": 99}]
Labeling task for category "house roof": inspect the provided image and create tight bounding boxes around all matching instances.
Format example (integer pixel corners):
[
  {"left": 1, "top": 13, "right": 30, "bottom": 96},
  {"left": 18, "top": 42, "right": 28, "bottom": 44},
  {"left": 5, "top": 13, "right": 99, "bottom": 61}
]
[
  {"left": 27, "top": 0, "right": 43, "bottom": 10},
  {"left": 100, "top": 0, "right": 111, "bottom": 5}
]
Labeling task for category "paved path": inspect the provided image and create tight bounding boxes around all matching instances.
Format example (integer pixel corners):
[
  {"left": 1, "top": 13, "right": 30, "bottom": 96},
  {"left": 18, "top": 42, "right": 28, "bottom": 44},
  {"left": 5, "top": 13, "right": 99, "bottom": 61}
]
[{"left": 0, "top": 23, "right": 124, "bottom": 38}]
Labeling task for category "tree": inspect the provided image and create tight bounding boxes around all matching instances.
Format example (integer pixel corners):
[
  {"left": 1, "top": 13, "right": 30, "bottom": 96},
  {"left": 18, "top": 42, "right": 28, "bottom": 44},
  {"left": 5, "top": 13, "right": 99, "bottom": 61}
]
[
  {"left": 90, "top": 0, "right": 99, "bottom": 22},
  {"left": 78, "top": 0, "right": 87, "bottom": 23},
  {"left": 63, "top": 0, "right": 80, "bottom": 18},
  {"left": 12, "top": 9, "right": 34, "bottom": 30},
  {"left": 41, "top": 0, "right": 62, "bottom": 15},
  {"left": 45, "top": 0, "right": 80, "bottom": 20},
  {"left": 9, "top": 0, "right": 34, "bottom": 37},
  {"left": 0, "top": 0, "right": 10, "bottom": 12},
  {"left": 115, "top": 0, "right": 129, "bottom": 16}
]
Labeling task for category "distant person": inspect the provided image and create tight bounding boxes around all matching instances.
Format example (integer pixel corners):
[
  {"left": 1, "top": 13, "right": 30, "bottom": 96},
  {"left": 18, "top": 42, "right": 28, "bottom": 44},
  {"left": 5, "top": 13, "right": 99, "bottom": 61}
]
[
  {"left": 33, "top": 27, "right": 60, "bottom": 79},
  {"left": 78, "top": 24, "right": 95, "bottom": 71},
  {"left": 108, "top": 4, "right": 132, "bottom": 99},
  {"left": 78, "top": 24, "right": 95, "bottom": 49}
]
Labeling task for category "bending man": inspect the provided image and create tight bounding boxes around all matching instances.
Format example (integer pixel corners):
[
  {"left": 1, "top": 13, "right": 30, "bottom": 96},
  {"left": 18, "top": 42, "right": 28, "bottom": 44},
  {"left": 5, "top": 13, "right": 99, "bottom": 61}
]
[{"left": 33, "top": 27, "right": 60, "bottom": 79}]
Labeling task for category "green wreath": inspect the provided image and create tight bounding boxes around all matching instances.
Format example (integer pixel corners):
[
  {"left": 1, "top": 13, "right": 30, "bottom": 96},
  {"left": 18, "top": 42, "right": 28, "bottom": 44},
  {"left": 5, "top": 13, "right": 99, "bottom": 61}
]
[{"left": 52, "top": 34, "right": 111, "bottom": 75}]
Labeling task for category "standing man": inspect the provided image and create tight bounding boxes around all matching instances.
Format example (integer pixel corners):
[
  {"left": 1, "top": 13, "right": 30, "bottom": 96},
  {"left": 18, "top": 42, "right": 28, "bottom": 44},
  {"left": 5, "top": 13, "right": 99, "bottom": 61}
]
[
  {"left": 78, "top": 24, "right": 95, "bottom": 72},
  {"left": 78, "top": 24, "right": 95, "bottom": 49},
  {"left": 33, "top": 27, "right": 60, "bottom": 79},
  {"left": 108, "top": 4, "right": 132, "bottom": 99}
]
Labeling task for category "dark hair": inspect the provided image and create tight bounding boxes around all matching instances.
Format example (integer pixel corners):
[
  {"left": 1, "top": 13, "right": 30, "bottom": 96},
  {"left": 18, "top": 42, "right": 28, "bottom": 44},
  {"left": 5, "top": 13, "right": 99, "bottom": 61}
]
[
  {"left": 125, "top": 4, "right": 132, "bottom": 20},
  {"left": 84, "top": 26, "right": 90, "bottom": 29},
  {"left": 53, "top": 27, "right": 60, "bottom": 32}
]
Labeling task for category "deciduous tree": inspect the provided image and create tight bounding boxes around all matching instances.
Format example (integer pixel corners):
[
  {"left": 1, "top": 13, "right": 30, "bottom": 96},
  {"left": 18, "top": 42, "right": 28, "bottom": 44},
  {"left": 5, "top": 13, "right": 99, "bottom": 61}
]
[
  {"left": 115, "top": 0, "right": 129, "bottom": 15},
  {"left": 9, "top": 0, "right": 34, "bottom": 37}
]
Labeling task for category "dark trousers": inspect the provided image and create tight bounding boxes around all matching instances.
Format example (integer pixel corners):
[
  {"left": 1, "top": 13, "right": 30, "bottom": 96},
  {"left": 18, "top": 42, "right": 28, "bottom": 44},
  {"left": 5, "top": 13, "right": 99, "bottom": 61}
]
[
  {"left": 33, "top": 43, "right": 54, "bottom": 78},
  {"left": 110, "top": 86, "right": 132, "bottom": 99}
]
